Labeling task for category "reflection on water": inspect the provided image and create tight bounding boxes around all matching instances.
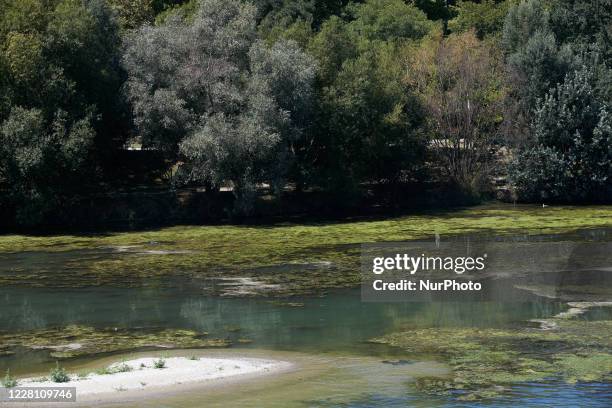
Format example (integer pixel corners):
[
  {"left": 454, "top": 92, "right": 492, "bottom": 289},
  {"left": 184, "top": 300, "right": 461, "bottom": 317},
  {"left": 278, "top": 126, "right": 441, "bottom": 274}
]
[
  {"left": 0, "top": 285, "right": 566, "bottom": 381},
  {"left": 0, "top": 287, "right": 562, "bottom": 352}
]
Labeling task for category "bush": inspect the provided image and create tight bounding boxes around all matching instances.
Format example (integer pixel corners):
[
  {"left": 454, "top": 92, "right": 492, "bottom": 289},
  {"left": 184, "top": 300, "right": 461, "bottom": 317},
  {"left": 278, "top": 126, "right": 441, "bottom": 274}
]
[
  {"left": 95, "top": 367, "right": 113, "bottom": 375},
  {"left": 114, "top": 362, "right": 133, "bottom": 373},
  {"left": 153, "top": 357, "right": 166, "bottom": 369},
  {"left": 509, "top": 68, "right": 611, "bottom": 202},
  {"left": 49, "top": 362, "right": 70, "bottom": 383},
  {"left": 2, "top": 369, "right": 18, "bottom": 388}
]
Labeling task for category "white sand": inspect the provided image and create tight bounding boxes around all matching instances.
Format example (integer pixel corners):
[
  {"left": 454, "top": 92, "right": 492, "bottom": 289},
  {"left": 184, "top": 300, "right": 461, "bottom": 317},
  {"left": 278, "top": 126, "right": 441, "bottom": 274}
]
[{"left": 20, "top": 356, "right": 292, "bottom": 396}]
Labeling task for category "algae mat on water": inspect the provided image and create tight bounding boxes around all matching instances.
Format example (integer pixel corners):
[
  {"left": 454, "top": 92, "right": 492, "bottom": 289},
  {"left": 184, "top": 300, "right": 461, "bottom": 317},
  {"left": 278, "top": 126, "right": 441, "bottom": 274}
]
[
  {"left": 0, "top": 205, "right": 611, "bottom": 293},
  {"left": 0, "top": 325, "right": 230, "bottom": 359},
  {"left": 371, "top": 317, "right": 612, "bottom": 401}
]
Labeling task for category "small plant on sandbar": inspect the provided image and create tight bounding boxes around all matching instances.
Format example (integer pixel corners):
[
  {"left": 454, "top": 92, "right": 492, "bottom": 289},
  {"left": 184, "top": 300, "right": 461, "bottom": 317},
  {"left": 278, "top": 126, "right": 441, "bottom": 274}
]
[
  {"left": 2, "top": 369, "right": 18, "bottom": 388},
  {"left": 153, "top": 357, "right": 166, "bottom": 369},
  {"left": 50, "top": 362, "right": 70, "bottom": 383}
]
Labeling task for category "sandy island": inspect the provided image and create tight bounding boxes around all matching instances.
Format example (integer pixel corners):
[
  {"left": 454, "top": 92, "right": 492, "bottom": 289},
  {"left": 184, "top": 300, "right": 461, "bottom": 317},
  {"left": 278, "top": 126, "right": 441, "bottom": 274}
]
[{"left": 14, "top": 356, "right": 293, "bottom": 405}]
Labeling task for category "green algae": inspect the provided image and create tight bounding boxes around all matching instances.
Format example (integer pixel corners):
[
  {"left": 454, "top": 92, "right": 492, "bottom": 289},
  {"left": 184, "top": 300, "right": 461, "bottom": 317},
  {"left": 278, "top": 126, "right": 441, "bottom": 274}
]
[
  {"left": 1, "top": 204, "right": 610, "bottom": 294},
  {"left": 554, "top": 353, "right": 612, "bottom": 383},
  {"left": 371, "top": 317, "right": 612, "bottom": 400},
  {"left": 2, "top": 205, "right": 611, "bottom": 253},
  {"left": 0, "top": 326, "right": 230, "bottom": 359}
]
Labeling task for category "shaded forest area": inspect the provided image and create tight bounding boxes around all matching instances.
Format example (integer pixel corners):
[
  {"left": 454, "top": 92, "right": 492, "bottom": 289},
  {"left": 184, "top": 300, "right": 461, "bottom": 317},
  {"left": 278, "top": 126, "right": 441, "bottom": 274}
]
[{"left": 0, "top": 0, "right": 610, "bottom": 228}]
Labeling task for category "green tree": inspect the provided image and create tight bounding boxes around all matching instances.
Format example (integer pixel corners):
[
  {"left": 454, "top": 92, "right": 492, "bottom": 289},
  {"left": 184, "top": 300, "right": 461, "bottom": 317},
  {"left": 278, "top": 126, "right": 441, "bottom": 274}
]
[
  {"left": 296, "top": 0, "right": 432, "bottom": 195},
  {"left": 108, "top": 0, "right": 154, "bottom": 29},
  {"left": 501, "top": 0, "right": 573, "bottom": 144},
  {"left": 123, "top": 0, "right": 316, "bottom": 214},
  {"left": 307, "top": 16, "right": 356, "bottom": 85},
  {"left": 0, "top": 107, "right": 95, "bottom": 225},
  {"left": 550, "top": 0, "right": 612, "bottom": 60},
  {"left": 501, "top": 0, "right": 549, "bottom": 54},
  {"left": 450, "top": 0, "right": 511, "bottom": 39},
  {"left": 346, "top": 0, "right": 434, "bottom": 43},
  {"left": 407, "top": 30, "right": 504, "bottom": 195},
  {"left": 506, "top": 31, "right": 574, "bottom": 115},
  {"left": 510, "top": 67, "right": 611, "bottom": 201},
  {"left": 0, "top": 0, "right": 125, "bottom": 225}
]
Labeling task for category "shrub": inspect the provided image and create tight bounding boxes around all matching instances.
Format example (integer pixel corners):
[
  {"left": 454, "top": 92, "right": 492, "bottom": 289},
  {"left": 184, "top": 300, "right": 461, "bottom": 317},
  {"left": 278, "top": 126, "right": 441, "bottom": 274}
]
[
  {"left": 95, "top": 367, "right": 113, "bottom": 375},
  {"left": 2, "top": 369, "right": 18, "bottom": 388},
  {"left": 153, "top": 358, "right": 166, "bottom": 369},
  {"left": 509, "top": 68, "right": 612, "bottom": 202},
  {"left": 49, "top": 362, "right": 70, "bottom": 383},
  {"left": 114, "top": 361, "right": 133, "bottom": 373}
]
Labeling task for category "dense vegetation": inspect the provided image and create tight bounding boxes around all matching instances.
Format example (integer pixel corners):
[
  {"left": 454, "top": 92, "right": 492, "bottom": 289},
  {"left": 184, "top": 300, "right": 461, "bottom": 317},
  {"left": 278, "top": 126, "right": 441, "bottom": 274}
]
[{"left": 0, "top": 0, "right": 610, "bottom": 227}]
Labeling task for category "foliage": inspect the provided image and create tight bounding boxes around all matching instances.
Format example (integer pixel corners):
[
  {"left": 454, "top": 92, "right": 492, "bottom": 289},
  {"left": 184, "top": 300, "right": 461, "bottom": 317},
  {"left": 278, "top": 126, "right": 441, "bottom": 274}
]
[
  {"left": 296, "top": 0, "right": 432, "bottom": 194},
  {"left": 254, "top": 0, "right": 352, "bottom": 32},
  {"left": 407, "top": 30, "right": 504, "bottom": 195},
  {"left": 2, "top": 369, "right": 17, "bottom": 388},
  {"left": 501, "top": 0, "right": 549, "bottom": 54},
  {"left": 49, "top": 362, "right": 70, "bottom": 383},
  {"left": 503, "top": 0, "right": 612, "bottom": 202},
  {"left": 154, "top": 0, "right": 198, "bottom": 24},
  {"left": 450, "top": 0, "right": 511, "bottom": 39},
  {"left": 0, "top": 0, "right": 126, "bottom": 225},
  {"left": 306, "top": 16, "right": 356, "bottom": 85},
  {"left": 509, "top": 67, "right": 611, "bottom": 202},
  {"left": 345, "top": 0, "right": 434, "bottom": 43},
  {"left": 0, "top": 0, "right": 610, "bottom": 226},
  {"left": 501, "top": 0, "right": 574, "bottom": 128},
  {"left": 153, "top": 357, "right": 166, "bottom": 369},
  {"left": 108, "top": 0, "right": 154, "bottom": 29},
  {"left": 0, "top": 107, "right": 95, "bottom": 225},
  {"left": 123, "top": 0, "right": 315, "bottom": 214},
  {"left": 256, "top": 0, "right": 314, "bottom": 39},
  {"left": 412, "top": 0, "right": 452, "bottom": 22},
  {"left": 549, "top": 0, "right": 612, "bottom": 60},
  {"left": 122, "top": 0, "right": 256, "bottom": 154},
  {"left": 505, "top": 31, "right": 574, "bottom": 117},
  {"left": 113, "top": 361, "right": 133, "bottom": 373}
]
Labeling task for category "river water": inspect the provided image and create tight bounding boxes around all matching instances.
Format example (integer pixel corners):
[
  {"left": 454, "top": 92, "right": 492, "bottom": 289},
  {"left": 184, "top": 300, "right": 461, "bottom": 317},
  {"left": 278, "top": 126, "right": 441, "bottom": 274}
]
[{"left": 0, "top": 229, "right": 611, "bottom": 407}]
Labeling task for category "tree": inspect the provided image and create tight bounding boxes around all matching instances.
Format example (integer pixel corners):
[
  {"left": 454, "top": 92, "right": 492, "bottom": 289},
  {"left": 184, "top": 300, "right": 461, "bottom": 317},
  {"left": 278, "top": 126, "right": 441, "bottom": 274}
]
[
  {"left": 256, "top": 0, "right": 314, "bottom": 38},
  {"left": 307, "top": 16, "right": 356, "bottom": 85},
  {"left": 107, "top": 0, "right": 154, "bottom": 29},
  {"left": 413, "top": 0, "right": 451, "bottom": 23},
  {"left": 294, "top": 0, "right": 431, "bottom": 195},
  {"left": 506, "top": 31, "right": 574, "bottom": 117},
  {"left": 509, "top": 67, "right": 612, "bottom": 201},
  {"left": 123, "top": 0, "right": 257, "bottom": 154},
  {"left": 501, "top": 0, "right": 549, "bottom": 54},
  {"left": 346, "top": 0, "right": 433, "bottom": 44},
  {"left": 407, "top": 30, "right": 504, "bottom": 195},
  {"left": 501, "top": 0, "right": 573, "bottom": 145},
  {"left": 450, "top": 0, "right": 511, "bottom": 39},
  {"left": 0, "top": 107, "right": 95, "bottom": 225},
  {"left": 123, "top": 0, "right": 316, "bottom": 214},
  {"left": 253, "top": 0, "right": 353, "bottom": 31},
  {"left": 0, "top": 0, "right": 125, "bottom": 225},
  {"left": 550, "top": 0, "right": 612, "bottom": 60}
]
